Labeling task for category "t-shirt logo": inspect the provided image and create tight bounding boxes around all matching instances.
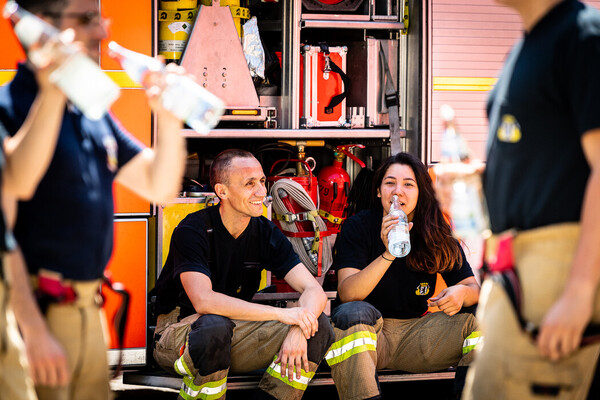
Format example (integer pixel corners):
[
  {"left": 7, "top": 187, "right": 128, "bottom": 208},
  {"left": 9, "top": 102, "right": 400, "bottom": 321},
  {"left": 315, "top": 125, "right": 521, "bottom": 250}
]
[
  {"left": 497, "top": 114, "right": 522, "bottom": 143},
  {"left": 415, "top": 282, "right": 430, "bottom": 296},
  {"left": 103, "top": 134, "right": 118, "bottom": 173}
]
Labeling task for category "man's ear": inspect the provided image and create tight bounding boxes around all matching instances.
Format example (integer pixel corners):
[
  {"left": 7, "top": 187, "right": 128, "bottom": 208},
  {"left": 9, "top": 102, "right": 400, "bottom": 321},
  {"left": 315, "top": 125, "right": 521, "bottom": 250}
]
[{"left": 214, "top": 183, "right": 227, "bottom": 199}]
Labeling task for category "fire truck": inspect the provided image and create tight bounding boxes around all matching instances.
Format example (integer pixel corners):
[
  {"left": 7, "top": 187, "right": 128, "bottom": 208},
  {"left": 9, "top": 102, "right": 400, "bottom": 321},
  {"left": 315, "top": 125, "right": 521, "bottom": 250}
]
[{"left": 2, "top": 0, "right": 598, "bottom": 393}]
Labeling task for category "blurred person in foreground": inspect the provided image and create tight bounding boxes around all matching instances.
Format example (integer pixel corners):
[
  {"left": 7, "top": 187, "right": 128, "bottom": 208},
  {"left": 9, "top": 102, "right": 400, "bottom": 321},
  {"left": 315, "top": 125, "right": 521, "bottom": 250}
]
[
  {"left": 436, "top": 1, "right": 600, "bottom": 399},
  {"left": 0, "top": 0, "right": 187, "bottom": 398},
  {"left": 0, "top": 47, "right": 68, "bottom": 400}
]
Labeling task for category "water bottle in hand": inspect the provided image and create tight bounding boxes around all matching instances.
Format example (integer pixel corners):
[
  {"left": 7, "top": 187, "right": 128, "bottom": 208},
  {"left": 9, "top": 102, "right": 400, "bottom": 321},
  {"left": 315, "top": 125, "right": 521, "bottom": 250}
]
[
  {"left": 435, "top": 104, "right": 490, "bottom": 240},
  {"left": 108, "top": 41, "right": 225, "bottom": 135},
  {"left": 387, "top": 195, "right": 411, "bottom": 258},
  {"left": 3, "top": 1, "right": 120, "bottom": 120}
]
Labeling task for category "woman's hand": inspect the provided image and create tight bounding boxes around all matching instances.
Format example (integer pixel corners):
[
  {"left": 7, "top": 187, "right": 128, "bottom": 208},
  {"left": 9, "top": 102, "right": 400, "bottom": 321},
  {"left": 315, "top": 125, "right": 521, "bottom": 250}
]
[
  {"left": 427, "top": 285, "right": 468, "bottom": 316},
  {"left": 380, "top": 212, "right": 398, "bottom": 249},
  {"left": 380, "top": 213, "right": 413, "bottom": 250}
]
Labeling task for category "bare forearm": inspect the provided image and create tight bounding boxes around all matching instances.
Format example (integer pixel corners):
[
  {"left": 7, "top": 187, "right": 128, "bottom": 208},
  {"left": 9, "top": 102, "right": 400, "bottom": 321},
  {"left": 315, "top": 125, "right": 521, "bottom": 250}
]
[
  {"left": 459, "top": 282, "right": 480, "bottom": 307},
  {"left": 193, "top": 291, "right": 286, "bottom": 322},
  {"left": 564, "top": 168, "right": 600, "bottom": 298},
  {"left": 3, "top": 87, "right": 65, "bottom": 199},
  {"left": 148, "top": 113, "right": 186, "bottom": 202},
  {"left": 338, "top": 253, "right": 393, "bottom": 302},
  {"left": 6, "top": 250, "right": 49, "bottom": 339},
  {"left": 297, "top": 285, "right": 327, "bottom": 316}
]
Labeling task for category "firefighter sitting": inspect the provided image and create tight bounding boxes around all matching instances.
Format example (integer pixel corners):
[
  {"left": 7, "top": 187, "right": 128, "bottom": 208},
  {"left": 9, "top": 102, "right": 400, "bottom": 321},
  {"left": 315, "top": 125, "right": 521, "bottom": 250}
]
[
  {"left": 152, "top": 149, "right": 334, "bottom": 400},
  {"left": 326, "top": 152, "right": 481, "bottom": 400}
]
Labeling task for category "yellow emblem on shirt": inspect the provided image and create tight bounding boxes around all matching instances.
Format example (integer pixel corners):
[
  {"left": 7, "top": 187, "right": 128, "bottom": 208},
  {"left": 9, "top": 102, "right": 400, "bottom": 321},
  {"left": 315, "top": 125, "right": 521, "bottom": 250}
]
[
  {"left": 103, "top": 135, "right": 118, "bottom": 173},
  {"left": 497, "top": 114, "right": 522, "bottom": 143},
  {"left": 415, "top": 282, "right": 430, "bottom": 296}
]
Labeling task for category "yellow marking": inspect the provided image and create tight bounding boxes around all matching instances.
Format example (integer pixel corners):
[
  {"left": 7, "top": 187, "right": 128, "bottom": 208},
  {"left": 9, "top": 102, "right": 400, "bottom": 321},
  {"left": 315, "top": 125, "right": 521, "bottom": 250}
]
[
  {"left": 231, "top": 109, "right": 259, "bottom": 115},
  {"left": 229, "top": 6, "right": 250, "bottom": 19},
  {"left": 433, "top": 77, "right": 497, "bottom": 92},
  {"left": 105, "top": 71, "right": 143, "bottom": 88},
  {"left": 1, "top": 70, "right": 142, "bottom": 89},
  {"left": 0, "top": 71, "right": 16, "bottom": 86}
]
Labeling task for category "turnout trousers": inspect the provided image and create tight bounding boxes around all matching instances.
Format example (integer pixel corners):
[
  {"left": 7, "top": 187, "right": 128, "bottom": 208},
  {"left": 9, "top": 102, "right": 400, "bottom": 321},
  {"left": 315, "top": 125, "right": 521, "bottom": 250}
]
[
  {"left": 0, "top": 279, "right": 37, "bottom": 400},
  {"left": 34, "top": 279, "right": 112, "bottom": 400},
  {"left": 463, "top": 223, "right": 600, "bottom": 400},
  {"left": 327, "top": 301, "right": 479, "bottom": 400},
  {"left": 153, "top": 309, "right": 334, "bottom": 400}
]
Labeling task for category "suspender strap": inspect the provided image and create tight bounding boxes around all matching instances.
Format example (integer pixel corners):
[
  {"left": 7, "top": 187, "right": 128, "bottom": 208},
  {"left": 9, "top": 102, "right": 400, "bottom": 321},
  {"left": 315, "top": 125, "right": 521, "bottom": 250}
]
[
  {"left": 379, "top": 44, "right": 403, "bottom": 154},
  {"left": 318, "top": 209, "right": 345, "bottom": 225}
]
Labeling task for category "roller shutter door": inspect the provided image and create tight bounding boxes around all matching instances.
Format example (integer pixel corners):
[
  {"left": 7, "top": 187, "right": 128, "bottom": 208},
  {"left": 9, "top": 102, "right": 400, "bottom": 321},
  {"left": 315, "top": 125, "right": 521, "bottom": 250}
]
[{"left": 429, "top": 0, "right": 600, "bottom": 161}]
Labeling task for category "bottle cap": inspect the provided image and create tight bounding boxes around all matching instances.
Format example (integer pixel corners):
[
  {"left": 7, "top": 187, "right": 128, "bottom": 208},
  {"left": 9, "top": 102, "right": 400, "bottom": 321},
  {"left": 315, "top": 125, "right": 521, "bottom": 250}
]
[{"left": 2, "top": 1, "right": 18, "bottom": 19}]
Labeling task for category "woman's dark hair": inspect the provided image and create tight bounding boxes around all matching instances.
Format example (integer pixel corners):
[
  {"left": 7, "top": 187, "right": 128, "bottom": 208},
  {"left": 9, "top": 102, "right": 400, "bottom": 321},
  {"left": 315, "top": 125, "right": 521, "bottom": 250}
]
[{"left": 372, "top": 152, "right": 462, "bottom": 274}]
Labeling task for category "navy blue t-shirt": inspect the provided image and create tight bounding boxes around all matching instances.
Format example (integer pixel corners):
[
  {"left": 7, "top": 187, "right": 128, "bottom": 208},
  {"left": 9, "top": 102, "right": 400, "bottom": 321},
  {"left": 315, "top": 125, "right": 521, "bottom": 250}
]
[
  {"left": 333, "top": 208, "right": 474, "bottom": 319},
  {"left": 0, "top": 64, "right": 142, "bottom": 280},
  {"left": 484, "top": 0, "right": 600, "bottom": 232},
  {"left": 154, "top": 205, "right": 301, "bottom": 315}
]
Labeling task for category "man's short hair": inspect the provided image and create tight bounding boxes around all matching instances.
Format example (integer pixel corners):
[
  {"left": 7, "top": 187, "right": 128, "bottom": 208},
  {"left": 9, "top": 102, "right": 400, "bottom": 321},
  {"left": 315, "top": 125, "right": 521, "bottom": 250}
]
[
  {"left": 209, "top": 149, "right": 256, "bottom": 189},
  {"left": 17, "top": 0, "right": 68, "bottom": 15}
]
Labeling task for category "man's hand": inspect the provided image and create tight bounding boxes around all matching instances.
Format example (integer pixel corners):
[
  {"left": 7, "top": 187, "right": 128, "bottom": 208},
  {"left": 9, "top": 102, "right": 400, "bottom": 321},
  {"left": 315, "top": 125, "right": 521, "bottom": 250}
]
[
  {"left": 144, "top": 62, "right": 189, "bottom": 123},
  {"left": 275, "top": 326, "right": 309, "bottom": 381},
  {"left": 428, "top": 285, "right": 468, "bottom": 316},
  {"left": 537, "top": 290, "right": 593, "bottom": 361},
  {"left": 31, "top": 28, "right": 77, "bottom": 94},
  {"left": 433, "top": 161, "right": 485, "bottom": 216},
  {"left": 23, "top": 328, "right": 69, "bottom": 387},
  {"left": 278, "top": 307, "right": 318, "bottom": 339}
]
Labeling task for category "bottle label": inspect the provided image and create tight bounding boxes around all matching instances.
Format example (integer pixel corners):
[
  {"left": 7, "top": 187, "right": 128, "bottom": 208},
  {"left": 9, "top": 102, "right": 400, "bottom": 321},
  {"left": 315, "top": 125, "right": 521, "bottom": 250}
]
[
  {"left": 388, "top": 224, "right": 411, "bottom": 258},
  {"left": 159, "top": 40, "right": 187, "bottom": 52},
  {"left": 50, "top": 54, "right": 120, "bottom": 120}
]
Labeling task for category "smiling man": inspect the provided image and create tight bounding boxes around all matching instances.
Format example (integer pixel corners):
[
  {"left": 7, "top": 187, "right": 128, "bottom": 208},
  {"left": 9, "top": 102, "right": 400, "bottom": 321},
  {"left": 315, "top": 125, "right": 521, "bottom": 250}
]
[{"left": 152, "top": 149, "right": 333, "bottom": 400}]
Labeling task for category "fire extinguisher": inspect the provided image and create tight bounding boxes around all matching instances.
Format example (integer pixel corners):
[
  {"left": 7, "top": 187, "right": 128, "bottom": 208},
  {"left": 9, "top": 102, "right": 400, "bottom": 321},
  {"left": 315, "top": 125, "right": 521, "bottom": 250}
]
[
  {"left": 158, "top": 0, "right": 198, "bottom": 64},
  {"left": 317, "top": 144, "right": 365, "bottom": 233}
]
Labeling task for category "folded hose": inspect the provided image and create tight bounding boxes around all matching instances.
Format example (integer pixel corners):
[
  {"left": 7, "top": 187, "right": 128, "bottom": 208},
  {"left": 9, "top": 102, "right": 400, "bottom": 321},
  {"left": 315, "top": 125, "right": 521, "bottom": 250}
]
[{"left": 270, "top": 179, "right": 333, "bottom": 276}]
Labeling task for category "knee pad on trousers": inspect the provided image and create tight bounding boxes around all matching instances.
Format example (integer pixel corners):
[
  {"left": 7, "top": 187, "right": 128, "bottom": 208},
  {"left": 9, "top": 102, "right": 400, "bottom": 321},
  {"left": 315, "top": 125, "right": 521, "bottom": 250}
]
[
  {"left": 307, "top": 313, "right": 335, "bottom": 362},
  {"left": 331, "top": 301, "right": 381, "bottom": 330},
  {"left": 188, "top": 314, "right": 235, "bottom": 376}
]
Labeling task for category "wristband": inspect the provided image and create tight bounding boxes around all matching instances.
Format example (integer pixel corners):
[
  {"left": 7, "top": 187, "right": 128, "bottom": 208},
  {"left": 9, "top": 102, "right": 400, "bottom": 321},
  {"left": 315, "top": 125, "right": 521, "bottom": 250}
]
[{"left": 382, "top": 253, "right": 395, "bottom": 262}]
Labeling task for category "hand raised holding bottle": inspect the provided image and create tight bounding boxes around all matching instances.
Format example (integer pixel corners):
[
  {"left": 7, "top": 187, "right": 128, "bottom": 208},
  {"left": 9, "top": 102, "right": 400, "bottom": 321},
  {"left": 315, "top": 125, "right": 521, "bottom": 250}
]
[
  {"left": 433, "top": 104, "right": 490, "bottom": 240},
  {"left": 108, "top": 41, "right": 225, "bottom": 134},
  {"left": 4, "top": 1, "right": 120, "bottom": 120}
]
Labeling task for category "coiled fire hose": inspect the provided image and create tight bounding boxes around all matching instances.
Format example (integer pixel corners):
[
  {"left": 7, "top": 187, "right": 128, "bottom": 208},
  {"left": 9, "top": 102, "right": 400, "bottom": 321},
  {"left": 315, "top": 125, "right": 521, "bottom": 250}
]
[{"left": 270, "top": 179, "right": 333, "bottom": 276}]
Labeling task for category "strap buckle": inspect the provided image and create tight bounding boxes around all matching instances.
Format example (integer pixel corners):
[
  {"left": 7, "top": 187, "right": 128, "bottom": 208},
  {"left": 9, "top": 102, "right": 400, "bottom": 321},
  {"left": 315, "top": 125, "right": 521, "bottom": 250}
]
[
  {"left": 385, "top": 93, "right": 399, "bottom": 108},
  {"left": 274, "top": 210, "right": 317, "bottom": 223},
  {"left": 318, "top": 209, "right": 344, "bottom": 225}
]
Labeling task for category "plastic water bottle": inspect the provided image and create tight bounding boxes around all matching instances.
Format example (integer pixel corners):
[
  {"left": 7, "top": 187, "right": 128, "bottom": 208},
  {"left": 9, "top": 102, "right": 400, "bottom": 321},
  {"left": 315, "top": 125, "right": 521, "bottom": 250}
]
[
  {"left": 3, "top": 1, "right": 120, "bottom": 120},
  {"left": 387, "top": 195, "right": 411, "bottom": 258},
  {"left": 107, "top": 41, "right": 225, "bottom": 135},
  {"left": 436, "top": 104, "right": 490, "bottom": 240}
]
